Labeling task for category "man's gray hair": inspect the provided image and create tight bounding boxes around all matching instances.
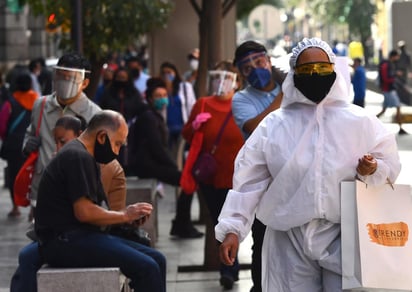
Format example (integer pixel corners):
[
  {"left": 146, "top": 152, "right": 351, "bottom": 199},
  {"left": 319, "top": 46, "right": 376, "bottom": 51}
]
[{"left": 87, "top": 110, "right": 123, "bottom": 132}]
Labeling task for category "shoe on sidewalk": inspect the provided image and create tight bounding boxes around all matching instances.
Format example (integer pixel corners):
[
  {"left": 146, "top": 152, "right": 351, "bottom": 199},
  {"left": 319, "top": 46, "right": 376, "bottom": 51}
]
[
  {"left": 170, "top": 220, "right": 204, "bottom": 239},
  {"left": 399, "top": 128, "right": 408, "bottom": 135},
  {"left": 220, "top": 274, "right": 235, "bottom": 290},
  {"left": 7, "top": 207, "right": 20, "bottom": 218}
]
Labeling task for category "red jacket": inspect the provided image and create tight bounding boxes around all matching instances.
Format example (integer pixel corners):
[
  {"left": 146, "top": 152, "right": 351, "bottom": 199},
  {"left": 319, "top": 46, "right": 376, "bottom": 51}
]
[{"left": 182, "top": 96, "right": 244, "bottom": 189}]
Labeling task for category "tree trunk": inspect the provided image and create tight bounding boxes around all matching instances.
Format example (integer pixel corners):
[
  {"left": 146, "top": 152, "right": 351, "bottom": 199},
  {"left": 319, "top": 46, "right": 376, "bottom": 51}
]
[
  {"left": 190, "top": 0, "right": 230, "bottom": 271},
  {"left": 199, "top": 190, "right": 221, "bottom": 270},
  {"left": 207, "top": 0, "right": 222, "bottom": 69},
  {"left": 195, "top": 0, "right": 223, "bottom": 99},
  {"left": 84, "top": 56, "right": 104, "bottom": 100},
  {"left": 201, "top": 0, "right": 223, "bottom": 270},
  {"left": 195, "top": 0, "right": 209, "bottom": 99}
]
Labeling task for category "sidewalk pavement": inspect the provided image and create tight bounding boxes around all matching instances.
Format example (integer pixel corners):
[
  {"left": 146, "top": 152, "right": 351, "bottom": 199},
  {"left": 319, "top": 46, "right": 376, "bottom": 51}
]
[
  {"left": 1, "top": 88, "right": 412, "bottom": 292},
  {"left": 0, "top": 162, "right": 254, "bottom": 292}
]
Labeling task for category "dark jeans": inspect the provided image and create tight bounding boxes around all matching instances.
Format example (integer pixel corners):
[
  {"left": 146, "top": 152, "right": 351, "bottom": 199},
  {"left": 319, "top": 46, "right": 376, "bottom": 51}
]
[
  {"left": 199, "top": 184, "right": 239, "bottom": 278},
  {"left": 6, "top": 155, "right": 25, "bottom": 206},
  {"left": 10, "top": 242, "right": 41, "bottom": 292},
  {"left": 40, "top": 230, "right": 166, "bottom": 292},
  {"left": 174, "top": 190, "right": 194, "bottom": 224}
]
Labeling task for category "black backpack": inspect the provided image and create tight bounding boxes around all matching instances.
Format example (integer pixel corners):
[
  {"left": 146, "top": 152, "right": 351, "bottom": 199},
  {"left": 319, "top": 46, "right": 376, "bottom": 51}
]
[{"left": 0, "top": 98, "right": 28, "bottom": 160}]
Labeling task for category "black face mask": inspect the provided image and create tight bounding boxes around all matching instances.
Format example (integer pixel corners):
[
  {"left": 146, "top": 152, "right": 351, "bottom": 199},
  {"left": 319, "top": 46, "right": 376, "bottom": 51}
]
[
  {"left": 103, "top": 79, "right": 112, "bottom": 86},
  {"left": 112, "top": 80, "right": 128, "bottom": 89},
  {"left": 130, "top": 68, "right": 140, "bottom": 79},
  {"left": 293, "top": 72, "right": 336, "bottom": 104},
  {"left": 94, "top": 133, "right": 117, "bottom": 164}
]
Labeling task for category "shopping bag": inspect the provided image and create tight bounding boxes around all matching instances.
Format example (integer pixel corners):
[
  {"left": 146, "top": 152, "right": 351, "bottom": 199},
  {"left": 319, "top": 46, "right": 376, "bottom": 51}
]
[
  {"left": 13, "top": 151, "right": 38, "bottom": 207},
  {"left": 341, "top": 180, "right": 412, "bottom": 291}
]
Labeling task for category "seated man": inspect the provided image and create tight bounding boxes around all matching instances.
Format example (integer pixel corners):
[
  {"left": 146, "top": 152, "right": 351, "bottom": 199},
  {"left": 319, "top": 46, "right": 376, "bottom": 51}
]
[
  {"left": 34, "top": 110, "right": 166, "bottom": 292},
  {"left": 10, "top": 115, "right": 131, "bottom": 292}
]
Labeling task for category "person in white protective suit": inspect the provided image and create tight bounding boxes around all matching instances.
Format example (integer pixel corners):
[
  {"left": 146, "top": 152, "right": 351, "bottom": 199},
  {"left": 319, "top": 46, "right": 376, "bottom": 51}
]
[{"left": 215, "top": 37, "right": 401, "bottom": 292}]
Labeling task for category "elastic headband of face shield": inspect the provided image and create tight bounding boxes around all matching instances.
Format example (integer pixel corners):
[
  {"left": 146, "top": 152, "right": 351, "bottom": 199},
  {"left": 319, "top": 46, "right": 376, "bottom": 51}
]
[
  {"left": 53, "top": 66, "right": 91, "bottom": 83},
  {"left": 235, "top": 51, "right": 269, "bottom": 77},
  {"left": 208, "top": 70, "right": 237, "bottom": 95},
  {"left": 235, "top": 51, "right": 267, "bottom": 67}
]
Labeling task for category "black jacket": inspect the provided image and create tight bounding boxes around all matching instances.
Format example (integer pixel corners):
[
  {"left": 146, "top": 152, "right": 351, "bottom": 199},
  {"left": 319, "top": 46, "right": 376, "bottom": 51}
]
[{"left": 128, "top": 105, "right": 180, "bottom": 185}]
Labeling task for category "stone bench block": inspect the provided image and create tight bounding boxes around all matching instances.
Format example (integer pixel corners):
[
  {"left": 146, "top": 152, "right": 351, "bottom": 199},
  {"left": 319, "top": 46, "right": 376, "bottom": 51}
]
[
  {"left": 126, "top": 177, "right": 158, "bottom": 246},
  {"left": 37, "top": 267, "right": 129, "bottom": 292}
]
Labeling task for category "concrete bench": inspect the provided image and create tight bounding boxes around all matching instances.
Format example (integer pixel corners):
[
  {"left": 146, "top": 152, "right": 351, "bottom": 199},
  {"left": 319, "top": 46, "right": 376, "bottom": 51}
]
[
  {"left": 125, "top": 177, "right": 158, "bottom": 246},
  {"left": 37, "top": 267, "right": 131, "bottom": 292}
]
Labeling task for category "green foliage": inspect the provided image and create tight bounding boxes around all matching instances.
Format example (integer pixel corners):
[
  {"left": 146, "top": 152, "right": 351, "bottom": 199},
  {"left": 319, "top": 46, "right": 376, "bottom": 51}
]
[
  {"left": 237, "top": 0, "right": 283, "bottom": 19},
  {"left": 346, "top": 0, "right": 376, "bottom": 41},
  {"left": 23, "top": 0, "right": 174, "bottom": 60},
  {"left": 308, "top": 0, "right": 376, "bottom": 40}
]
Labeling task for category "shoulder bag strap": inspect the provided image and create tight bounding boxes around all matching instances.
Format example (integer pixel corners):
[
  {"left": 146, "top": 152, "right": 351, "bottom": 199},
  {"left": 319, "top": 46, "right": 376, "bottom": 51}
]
[
  {"left": 200, "top": 97, "right": 205, "bottom": 113},
  {"left": 210, "top": 111, "right": 232, "bottom": 154},
  {"left": 35, "top": 97, "right": 47, "bottom": 137}
]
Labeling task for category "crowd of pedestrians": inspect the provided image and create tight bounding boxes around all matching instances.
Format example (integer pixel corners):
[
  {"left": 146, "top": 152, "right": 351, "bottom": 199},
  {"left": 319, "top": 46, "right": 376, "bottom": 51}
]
[{"left": 0, "top": 36, "right": 409, "bottom": 292}]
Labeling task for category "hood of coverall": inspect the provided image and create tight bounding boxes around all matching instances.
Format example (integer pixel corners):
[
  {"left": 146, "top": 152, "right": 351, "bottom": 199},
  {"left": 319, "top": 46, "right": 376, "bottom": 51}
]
[{"left": 281, "top": 37, "right": 351, "bottom": 108}]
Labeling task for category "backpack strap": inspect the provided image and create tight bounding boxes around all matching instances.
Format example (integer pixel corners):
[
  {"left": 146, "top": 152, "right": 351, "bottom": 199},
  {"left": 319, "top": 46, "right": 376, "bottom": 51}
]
[
  {"left": 8, "top": 110, "right": 26, "bottom": 134},
  {"left": 6, "top": 97, "right": 27, "bottom": 135}
]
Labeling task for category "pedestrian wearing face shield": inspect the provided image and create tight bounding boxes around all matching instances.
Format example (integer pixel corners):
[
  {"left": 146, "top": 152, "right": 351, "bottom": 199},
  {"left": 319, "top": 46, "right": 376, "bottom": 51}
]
[
  {"left": 22, "top": 53, "right": 101, "bottom": 215},
  {"left": 216, "top": 38, "right": 400, "bottom": 292},
  {"left": 231, "top": 41, "right": 285, "bottom": 292},
  {"left": 181, "top": 61, "right": 244, "bottom": 290}
]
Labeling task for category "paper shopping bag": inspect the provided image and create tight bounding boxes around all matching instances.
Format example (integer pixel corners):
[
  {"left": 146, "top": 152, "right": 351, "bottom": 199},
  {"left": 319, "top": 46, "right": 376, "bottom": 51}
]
[{"left": 341, "top": 180, "right": 412, "bottom": 291}]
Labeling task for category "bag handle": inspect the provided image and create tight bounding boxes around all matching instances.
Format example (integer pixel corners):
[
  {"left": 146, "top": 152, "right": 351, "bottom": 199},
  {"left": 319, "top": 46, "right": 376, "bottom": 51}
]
[
  {"left": 210, "top": 111, "right": 232, "bottom": 154},
  {"left": 198, "top": 97, "right": 232, "bottom": 154},
  {"left": 355, "top": 175, "right": 395, "bottom": 190},
  {"left": 35, "top": 97, "right": 47, "bottom": 137}
]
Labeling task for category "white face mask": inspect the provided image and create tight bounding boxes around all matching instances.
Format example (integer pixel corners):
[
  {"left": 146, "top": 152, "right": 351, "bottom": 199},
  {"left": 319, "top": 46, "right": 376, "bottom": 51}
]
[
  {"left": 208, "top": 70, "right": 237, "bottom": 96},
  {"left": 190, "top": 59, "right": 199, "bottom": 71},
  {"left": 54, "top": 79, "right": 81, "bottom": 100}
]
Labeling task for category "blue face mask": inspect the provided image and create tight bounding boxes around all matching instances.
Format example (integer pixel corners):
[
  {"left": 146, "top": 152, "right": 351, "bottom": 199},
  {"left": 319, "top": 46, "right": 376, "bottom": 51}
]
[
  {"left": 247, "top": 67, "right": 272, "bottom": 89},
  {"left": 153, "top": 97, "right": 169, "bottom": 110},
  {"left": 166, "top": 73, "right": 175, "bottom": 82}
]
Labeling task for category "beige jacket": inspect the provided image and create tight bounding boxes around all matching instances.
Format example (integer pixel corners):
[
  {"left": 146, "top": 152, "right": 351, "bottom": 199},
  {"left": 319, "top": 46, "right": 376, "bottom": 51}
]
[{"left": 100, "top": 159, "right": 126, "bottom": 211}]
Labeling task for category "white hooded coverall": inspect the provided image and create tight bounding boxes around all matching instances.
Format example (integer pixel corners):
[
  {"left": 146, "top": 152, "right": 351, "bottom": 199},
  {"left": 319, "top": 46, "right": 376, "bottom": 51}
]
[{"left": 215, "top": 47, "right": 401, "bottom": 291}]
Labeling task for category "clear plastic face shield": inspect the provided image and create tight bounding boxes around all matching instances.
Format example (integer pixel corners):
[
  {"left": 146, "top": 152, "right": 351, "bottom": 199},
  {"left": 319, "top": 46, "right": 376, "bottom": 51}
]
[
  {"left": 236, "top": 51, "right": 270, "bottom": 77},
  {"left": 207, "top": 70, "right": 237, "bottom": 96},
  {"left": 53, "top": 66, "right": 90, "bottom": 100}
]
